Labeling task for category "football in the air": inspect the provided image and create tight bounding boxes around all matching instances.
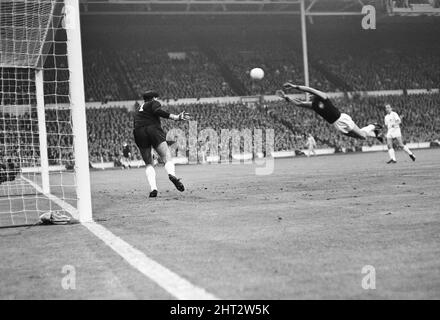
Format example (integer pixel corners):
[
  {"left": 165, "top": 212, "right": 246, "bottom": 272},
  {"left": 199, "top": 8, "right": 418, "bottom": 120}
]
[{"left": 250, "top": 68, "right": 264, "bottom": 80}]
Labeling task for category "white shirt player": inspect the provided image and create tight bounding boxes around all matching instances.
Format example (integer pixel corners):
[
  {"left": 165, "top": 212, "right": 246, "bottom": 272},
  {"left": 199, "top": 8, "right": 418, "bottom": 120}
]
[
  {"left": 307, "top": 135, "right": 316, "bottom": 148},
  {"left": 384, "top": 111, "right": 402, "bottom": 139}
]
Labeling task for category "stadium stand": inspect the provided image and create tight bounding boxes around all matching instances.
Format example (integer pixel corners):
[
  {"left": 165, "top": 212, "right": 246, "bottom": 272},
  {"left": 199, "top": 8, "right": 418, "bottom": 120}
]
[
  {"left": 213, "top": 43, "right": 337, "bottom": 96},
  {"left": 3, "top": 19, "right": 439, "bottom": 166},
  {"left": 82, "top": 49, "right": 126, "bottom": 102},
  {"left": 79, "top": 21, "right": 439, "bottom": 102},
  {"left": 1, "top": 93, "right": 439, "bottom": 165},
  {"left": 308, "top": 32, "right": 440, "bottom": 91},
  {"left": 88, "top": 93, "right": 440, "bottom": 162},
  {"left": 115, "top": 47, "right": 233, "bottom": 100}
]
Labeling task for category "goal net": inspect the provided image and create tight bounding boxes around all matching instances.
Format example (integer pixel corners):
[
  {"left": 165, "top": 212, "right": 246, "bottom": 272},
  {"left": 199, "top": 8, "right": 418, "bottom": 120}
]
[{"left": 0, "top": 0, "right": 92, "bottom": 227}]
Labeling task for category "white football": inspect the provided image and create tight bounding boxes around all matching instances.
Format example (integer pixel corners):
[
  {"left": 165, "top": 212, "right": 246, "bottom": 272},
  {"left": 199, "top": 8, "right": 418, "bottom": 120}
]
[{"left": 250, "top": 68, "right": 264, "bottom": 80}]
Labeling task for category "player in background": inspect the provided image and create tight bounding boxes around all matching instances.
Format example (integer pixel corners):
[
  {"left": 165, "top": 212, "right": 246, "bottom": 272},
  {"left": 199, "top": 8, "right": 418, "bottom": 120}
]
[
  {"left": 306, "top": 133, "right": 317, "bottom": 157},
  {"left": 121, "top": 142, "right": 132, "bottom": 169},
  {"left": 277, "top": 83, "right": 383, "bottom": 142},
  {"left": 133, "top": 90, "right": 190, "bottom": 198},
  {"left": 384, "top": 104, "right": 416, "bottom": 163}
]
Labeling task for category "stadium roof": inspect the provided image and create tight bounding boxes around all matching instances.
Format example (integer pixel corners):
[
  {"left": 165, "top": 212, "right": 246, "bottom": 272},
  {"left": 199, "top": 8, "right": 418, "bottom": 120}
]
[{"left": 79, "top": 0, "right": 380, "bottom": 15}]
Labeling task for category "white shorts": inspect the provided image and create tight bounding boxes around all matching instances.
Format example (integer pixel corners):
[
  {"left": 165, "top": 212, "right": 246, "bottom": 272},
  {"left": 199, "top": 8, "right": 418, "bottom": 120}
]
[
  {"left": 333, "top": 113, "right": 355, "bottom": 134},
  {"left": 386, "top": 128, "right": 402, "bottom": 139}
]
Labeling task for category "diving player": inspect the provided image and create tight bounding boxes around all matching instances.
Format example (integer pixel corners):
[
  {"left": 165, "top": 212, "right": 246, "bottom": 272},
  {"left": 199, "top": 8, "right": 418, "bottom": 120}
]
[
  {"left": 277, "top": 83, "right": 383, "bottom": 142},
  {"left": 133, "top": 90, "right": 190, "bottom": 198},
  {"left": 384, "top": 104, "right": 415, "bottom": 163}
]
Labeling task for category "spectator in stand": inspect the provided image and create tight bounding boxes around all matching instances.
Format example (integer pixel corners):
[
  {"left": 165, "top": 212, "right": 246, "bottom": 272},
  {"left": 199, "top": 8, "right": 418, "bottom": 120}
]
[
  {"left": 1, "top": 94, "right": 439, "bottom": 165},
  {"left": 121, "top": 142, "right": 132, "bottom": 169}
]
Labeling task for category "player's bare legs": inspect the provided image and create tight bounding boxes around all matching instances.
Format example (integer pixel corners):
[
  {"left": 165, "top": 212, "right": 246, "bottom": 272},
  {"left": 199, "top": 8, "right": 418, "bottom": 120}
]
[
  {"left": 345, "top": 124, "right": 380, "bottom": 140},
  {"left": 384, "top": 104, "right": 415, "bottom": 163},
  {"left": 139, "top": 146, "right": 158, "bottom": 197},
  {"left": 396, "top": 137, "right": 415, "bottom": 161},
  {"left": 387, "top": 136, "right": 415, "bottom": 163},
  {"left": 345, "top": 125, "right": 367, "bottom": 140},
  {"left": 386, "top": 137, "right": 397, "bottom": 163},
  {"left": 155, "top": 141, "right": 172, "bottom": 164},
  {"left": 155, "top": 141, "right": 185, "bottom": 192}
]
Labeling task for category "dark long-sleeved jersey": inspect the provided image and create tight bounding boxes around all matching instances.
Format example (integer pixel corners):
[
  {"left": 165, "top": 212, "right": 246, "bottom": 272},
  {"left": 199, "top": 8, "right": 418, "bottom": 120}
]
[
  {"left": 311, "top": 95, "right": 341, "bottom": 124},
  {"left": 133, "top": 100, "right": 170, "bottom": 128}
]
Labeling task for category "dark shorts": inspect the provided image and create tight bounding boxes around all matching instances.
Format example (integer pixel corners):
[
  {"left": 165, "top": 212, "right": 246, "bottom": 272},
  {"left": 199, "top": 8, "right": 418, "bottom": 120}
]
[{"left": 133, "top": 125, "right": 167, "bottom": 149}]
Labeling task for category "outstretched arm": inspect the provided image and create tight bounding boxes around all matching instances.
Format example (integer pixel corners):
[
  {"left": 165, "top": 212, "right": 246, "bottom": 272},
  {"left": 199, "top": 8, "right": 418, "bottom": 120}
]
[
  {"left": 276, "top": 90, "right": 313, "bottom": 109},
  {"left": 169, "top": 111, "right": 191, "bottom": 121},
  {"left": 283, "top": 82, "right": 328, "bottom": 100},
  {"left": 151, "top": 101, "right": 191, "bottom": 121}
]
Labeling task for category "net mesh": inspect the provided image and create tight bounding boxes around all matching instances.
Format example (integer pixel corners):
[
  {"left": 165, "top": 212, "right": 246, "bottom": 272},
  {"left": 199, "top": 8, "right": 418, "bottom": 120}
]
[
  {"left": 0, "top": 0, "right": 78, "bottom": 227},
  {"left": 0, "top": 0, "right": 54, "bottom": 68}
]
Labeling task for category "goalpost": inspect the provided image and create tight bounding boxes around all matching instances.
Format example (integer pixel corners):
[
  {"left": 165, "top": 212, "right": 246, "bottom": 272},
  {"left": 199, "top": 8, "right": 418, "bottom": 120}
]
[{"left": 0, "top": 0, "right": 92, "bottom": 227}]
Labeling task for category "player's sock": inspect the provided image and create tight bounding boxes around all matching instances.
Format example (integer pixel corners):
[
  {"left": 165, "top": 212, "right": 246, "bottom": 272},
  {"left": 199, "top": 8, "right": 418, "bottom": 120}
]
[
  {"left": 145, "top": 165, "right": 157, "bottom": 191},
  {"left": 403, "top": 145, "right": 413, "bottom": 156},
  {"left": 164, "top": 161, "right": 176, "bottom": 176},
  {"left": 388, "top": 148, "right": 396, "bottom": 161},
  {"left": 403, "top": 146, "right": 416, "bottom": 161}
]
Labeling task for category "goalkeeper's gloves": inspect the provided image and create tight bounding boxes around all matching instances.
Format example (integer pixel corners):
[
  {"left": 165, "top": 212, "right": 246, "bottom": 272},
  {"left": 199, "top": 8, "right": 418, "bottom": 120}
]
[
  {"left": 276, "top": 90, "right": 292, "bottom": 103},
  {"left": 39, "top": 211, "right": 71, "bottom": 225},
  {"left": 276, "top": 89, "right": 286, "bottom": 98},
  {"left": 170, "top": 111, "right": 191, "bottom": 121}
]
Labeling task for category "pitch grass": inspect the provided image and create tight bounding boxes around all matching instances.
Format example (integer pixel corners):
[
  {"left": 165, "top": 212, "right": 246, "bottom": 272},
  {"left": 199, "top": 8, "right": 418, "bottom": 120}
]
[{"left": 1, "top": 149, "right": 439, "bottom": 299}]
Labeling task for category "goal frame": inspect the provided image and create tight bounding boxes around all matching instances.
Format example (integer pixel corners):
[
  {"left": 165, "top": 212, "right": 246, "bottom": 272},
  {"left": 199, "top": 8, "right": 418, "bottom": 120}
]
[
  {"left": 64, "top": 0, "right": 92, "bottom": 223},
  {"left": 26, "top": 0, "right": 93, "bottom": 223}
]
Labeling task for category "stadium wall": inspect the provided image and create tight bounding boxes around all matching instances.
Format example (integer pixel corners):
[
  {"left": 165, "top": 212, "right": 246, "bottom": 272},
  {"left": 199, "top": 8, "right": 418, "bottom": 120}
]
[
  {"left": 88, "top": 141, "right": 436, "bottom": 171},
  {"left": 16, "top": 141, "right": 438, "bottom": 173}
]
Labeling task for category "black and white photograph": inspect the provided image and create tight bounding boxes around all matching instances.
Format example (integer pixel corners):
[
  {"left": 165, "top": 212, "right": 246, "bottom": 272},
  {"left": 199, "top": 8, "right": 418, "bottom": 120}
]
[{"left": 0, "top": 0, "right": 439, "bottom": 306}]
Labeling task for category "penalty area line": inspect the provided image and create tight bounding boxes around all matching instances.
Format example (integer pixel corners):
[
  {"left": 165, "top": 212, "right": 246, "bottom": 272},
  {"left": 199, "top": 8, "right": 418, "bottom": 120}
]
[{"left": 20, "top": 175, "right": 218, "bottom": 300}]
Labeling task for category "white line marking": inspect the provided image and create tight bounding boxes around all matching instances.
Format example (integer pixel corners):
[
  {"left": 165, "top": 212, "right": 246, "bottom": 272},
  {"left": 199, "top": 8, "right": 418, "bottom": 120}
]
[
  {"left": 20, "top": 175, "right": 79, "bottom": 219},
  {"left": 20, "top": 175, "right": 218, "bottom": 300},
  {"left": 83, "top": 221, "right": 218, "bottom": 300}
]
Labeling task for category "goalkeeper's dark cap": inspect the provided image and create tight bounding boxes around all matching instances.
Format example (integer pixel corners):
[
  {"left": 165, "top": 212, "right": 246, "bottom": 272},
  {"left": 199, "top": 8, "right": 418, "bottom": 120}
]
[{"left": 143, "top": 90, "right": 159, "bottom": 101}]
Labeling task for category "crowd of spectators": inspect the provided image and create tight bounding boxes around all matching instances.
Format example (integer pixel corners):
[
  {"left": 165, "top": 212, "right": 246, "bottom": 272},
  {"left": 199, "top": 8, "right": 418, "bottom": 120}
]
[
  {"left": 123, "top": 47, "right": 233, "bottom": 99},
  {"left": 82, "top": 49, "right": 126, "bottom": 102},
  {"left": 1, "top": 93, "right": 439, "bottom": 165},
  {"left": 80, "top": 29, "right": 439, "bottom": 102},
  {"left": 84, "top": 93, "right": 440, "bottom": 162},
  {"left": 308, "top": 30, "right": 440, "bottom": 92},
  {"left": 0, "top": 108, "right": 74, "bottom": 168},
  {"left": 86, "top": 107, "right": 134, "bottom": 162},
  {"left": 214, "top": 43, "right": 337, "bottom": 96}
]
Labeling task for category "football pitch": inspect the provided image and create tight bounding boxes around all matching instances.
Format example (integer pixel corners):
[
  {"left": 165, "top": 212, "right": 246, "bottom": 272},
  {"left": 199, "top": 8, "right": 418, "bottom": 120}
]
[{"left": 1, "top": 148, "right": 439, "bottom": 299}]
